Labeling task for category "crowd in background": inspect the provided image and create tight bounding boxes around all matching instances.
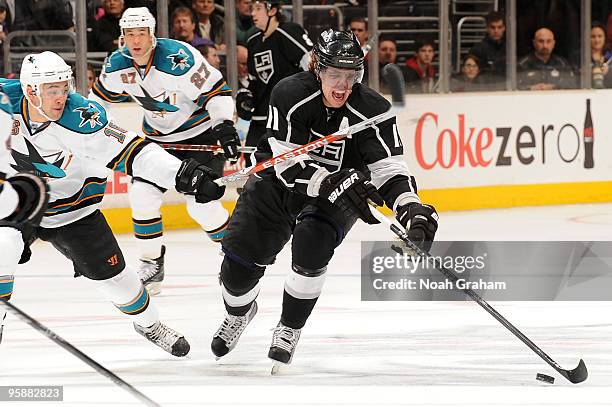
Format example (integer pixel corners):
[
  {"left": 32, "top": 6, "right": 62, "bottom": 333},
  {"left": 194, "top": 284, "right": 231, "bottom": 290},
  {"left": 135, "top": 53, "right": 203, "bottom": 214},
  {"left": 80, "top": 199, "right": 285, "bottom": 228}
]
[{"left": 0, "top": 0, "right": 611, "bottom": 93}]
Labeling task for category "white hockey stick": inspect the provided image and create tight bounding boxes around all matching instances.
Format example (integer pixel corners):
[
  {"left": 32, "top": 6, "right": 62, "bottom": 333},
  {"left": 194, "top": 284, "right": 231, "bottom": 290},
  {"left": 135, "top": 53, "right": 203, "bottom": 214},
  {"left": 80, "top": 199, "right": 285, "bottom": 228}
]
[{"left": 215, "top": 64, "right": 407, "bottom": 186}]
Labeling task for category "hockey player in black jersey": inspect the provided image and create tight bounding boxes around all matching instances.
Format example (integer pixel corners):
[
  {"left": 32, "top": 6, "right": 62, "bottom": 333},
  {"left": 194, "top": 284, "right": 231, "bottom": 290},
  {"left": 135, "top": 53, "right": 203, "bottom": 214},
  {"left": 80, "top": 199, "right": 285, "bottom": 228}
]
[
  {"left": 211, "top": 29, "right": 439, "bottom": 369},
  {"left": 236, "top": 0, "right": 313, "bottom": 165}
]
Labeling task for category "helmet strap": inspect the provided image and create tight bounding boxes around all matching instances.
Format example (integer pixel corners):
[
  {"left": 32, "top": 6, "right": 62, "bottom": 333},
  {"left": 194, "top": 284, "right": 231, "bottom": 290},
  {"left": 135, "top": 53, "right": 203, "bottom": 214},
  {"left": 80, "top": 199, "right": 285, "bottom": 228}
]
[
  {"left": 118, "top": 29, "right": 156, "bottom": 61},
  {"left": 25, "top": 86, "right": 56, "bottom": 123}
]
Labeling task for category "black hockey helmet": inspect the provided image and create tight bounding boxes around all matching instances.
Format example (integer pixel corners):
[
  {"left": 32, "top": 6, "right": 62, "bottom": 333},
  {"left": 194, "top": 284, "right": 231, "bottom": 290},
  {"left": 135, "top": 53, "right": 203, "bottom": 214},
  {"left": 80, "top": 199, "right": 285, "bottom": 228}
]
[
  {"left": 314, "top": 29, "right": 364, "bottom": 70},
  {"left": 255, "top": 0, "right": 282, "bottom": 10}
]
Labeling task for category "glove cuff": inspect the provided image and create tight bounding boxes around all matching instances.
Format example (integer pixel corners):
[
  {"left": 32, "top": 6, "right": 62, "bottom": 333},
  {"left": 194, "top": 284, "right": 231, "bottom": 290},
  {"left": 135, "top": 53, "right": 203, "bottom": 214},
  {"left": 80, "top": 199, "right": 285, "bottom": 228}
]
[
  {"left": 307, "top": 167, "right": 331, "bottom": 197},
  {"left": 393, "top": 192, "right": 421, "bottom": 214}
]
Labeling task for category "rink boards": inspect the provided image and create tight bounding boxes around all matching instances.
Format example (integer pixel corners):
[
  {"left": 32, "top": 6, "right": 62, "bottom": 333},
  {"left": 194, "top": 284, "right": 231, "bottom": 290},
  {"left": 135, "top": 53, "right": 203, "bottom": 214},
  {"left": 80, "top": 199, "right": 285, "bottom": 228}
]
[{"left": 100, "top": 89, "right": 612, "bottom": 233}]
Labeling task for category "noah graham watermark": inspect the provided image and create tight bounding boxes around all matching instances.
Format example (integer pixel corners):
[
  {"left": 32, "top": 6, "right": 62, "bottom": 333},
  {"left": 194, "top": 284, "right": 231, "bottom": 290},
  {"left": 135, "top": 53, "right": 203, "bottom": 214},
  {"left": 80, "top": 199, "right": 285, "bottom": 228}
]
[{"left": 369, "top": 251, "right": 507, "bottom": 291}]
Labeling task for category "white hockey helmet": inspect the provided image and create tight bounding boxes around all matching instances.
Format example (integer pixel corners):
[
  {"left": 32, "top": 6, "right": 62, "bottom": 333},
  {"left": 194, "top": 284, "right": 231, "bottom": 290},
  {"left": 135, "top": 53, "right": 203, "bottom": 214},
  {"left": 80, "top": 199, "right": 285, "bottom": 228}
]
[
  {"left": 118, "top": 7, "right": 157, "bottom": 58},
  {"left": 119, "top": 7, "right": 156, "bottom": 32},
  {"left": 20, "top": 51, "right": 75, "bottom": 96}
]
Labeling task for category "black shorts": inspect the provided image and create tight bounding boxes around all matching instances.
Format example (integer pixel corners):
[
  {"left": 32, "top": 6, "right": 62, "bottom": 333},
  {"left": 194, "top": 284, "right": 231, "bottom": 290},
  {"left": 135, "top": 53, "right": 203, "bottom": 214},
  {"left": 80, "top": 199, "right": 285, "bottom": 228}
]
[
  {"left": 17, "top": 210, "right": 126, "bottom": 280},
  {"left": 222, "top": 176, "right": 357, "bottom": 267},
  {"left": 134, "top": 131, "right": 225, "bottom": 192}
]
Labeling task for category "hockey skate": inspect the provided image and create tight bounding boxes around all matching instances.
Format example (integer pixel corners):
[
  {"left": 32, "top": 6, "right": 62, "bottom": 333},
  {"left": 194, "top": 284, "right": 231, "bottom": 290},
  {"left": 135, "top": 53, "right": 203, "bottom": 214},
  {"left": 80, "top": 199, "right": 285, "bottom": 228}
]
[
  {"left": 0, "top": 311, "right": 5, "bottom": 344},
  {"left": 137, "top": 246, "right": 165, "bottom": 296},
  {"left": 211, "top": 301, "right": 258, "bottom": 359},
  {"left": 268, "top": 322, "right": 301, "bottom": 375},
  {"left": 134, "top": 321, "right": 190, "bottom": 357}
]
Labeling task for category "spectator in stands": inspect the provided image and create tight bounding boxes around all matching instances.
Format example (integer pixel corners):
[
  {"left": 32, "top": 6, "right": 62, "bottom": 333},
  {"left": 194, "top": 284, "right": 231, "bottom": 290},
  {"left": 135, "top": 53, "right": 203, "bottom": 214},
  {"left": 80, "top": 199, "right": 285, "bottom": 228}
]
[
  {"left": 379, "top": 36, "right": 396, "bottom": 65},
  {"left": 0, "top": 0, "right": 8, "bottom": 44},
  {"left": 348, "top": 17, "right": 368, "bottom": 49},
  {"left": 237, "top": 44, "right": 249, "bottom": 89},
  {"left": 468, "top": 10, "right": 506, "bottom": 89},
  {"left": 590, "top": 23, "right": 612, "bottom": 89},
  {"left": 89, "top": 0, "right": 126, "bottom": 53},
  {"left": 451, "top": 54, "right": 486, "bottom": 92},
  {"left": 192, "top": 0, "right": 225, "bottom": 50},
  {"left": 0, "top": 0, "right": 10, "bottom": 34},
  {"left": 87, "top": 64, "right": 96, "bottom": 92},
  {"left": 236, "top": 0, "right": 257, "bottom": 45},
  {"left": 13, "top": 0, "right": 75, "bottom": 47},
  {"left": 376, "top": 36, "right": 401, "bottom": 93},
  {"left": 171, "top": 6, "right": 214, "bottom": 48},
  {"left": 518, "top": 27, "right": 575, "bottom": 90},
  {"left": 0, "top": 0, "right": 9, "bottom": 75},
  {"left": 405, "top": 36, "right": 436, "bottom": 93},
  {"left": 196, "top": 43, "right": 221, "bottom": 69}
]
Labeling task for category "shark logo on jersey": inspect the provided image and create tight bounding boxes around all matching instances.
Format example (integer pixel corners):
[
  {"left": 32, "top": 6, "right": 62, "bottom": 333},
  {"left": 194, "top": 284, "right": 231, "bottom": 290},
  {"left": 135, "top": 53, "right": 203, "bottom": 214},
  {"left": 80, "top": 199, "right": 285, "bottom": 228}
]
[
  {"left": 74, "top": 104, "right": 103, "bottom": 129},
  {"left": 167, "top": 48, "right": 191, "bottom": 71},
  {"left": 10, "top": 137, "right": 67, "bottom": 178},
  {"left": 254, "top": 50, "right": 274, "bottom": 84},
  {"left": 132, "top": 86, "right": 179, "bottom": 114}
]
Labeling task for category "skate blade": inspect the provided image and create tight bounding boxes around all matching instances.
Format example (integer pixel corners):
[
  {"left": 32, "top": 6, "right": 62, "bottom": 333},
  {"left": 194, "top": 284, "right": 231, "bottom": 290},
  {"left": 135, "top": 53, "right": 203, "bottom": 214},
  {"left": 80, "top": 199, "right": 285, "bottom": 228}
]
[
  {"left": 145, "top": 282, "right": 162, "bottom": 296},
  {"left": 270, "top": 361, "right": 287, "bottom": 375}
]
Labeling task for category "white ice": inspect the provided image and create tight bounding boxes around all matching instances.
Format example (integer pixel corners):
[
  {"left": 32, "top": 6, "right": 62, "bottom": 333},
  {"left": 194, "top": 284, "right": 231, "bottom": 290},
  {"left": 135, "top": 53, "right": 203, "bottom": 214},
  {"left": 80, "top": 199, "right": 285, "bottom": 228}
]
[{"left": 1, "top": 203, "right": 611, "bottom": 407}]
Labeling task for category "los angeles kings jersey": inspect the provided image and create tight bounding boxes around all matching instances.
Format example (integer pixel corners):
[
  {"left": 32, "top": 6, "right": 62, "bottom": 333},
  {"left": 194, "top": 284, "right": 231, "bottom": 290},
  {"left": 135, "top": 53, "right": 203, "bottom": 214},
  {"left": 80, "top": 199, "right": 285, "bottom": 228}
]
[
  {"left": 2, "top": 79, "right": 181, "bottom": 228},
  {"left": 262, "top": 71, "right": 419, "bottom": 211},
  {"left": 0, "top": 90, "right": 18, "bottom": 219},
  {"left": 247, "top": 22, "right": 312, "bottom": 122},
  {"left": 90, "top": 38, "right": 233, "bottom": 143}
]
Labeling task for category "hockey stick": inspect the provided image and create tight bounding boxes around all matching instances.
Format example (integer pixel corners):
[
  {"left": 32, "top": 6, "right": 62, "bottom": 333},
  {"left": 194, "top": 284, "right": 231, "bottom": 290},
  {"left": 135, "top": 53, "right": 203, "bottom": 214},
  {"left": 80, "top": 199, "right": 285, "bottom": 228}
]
[
  {"left": 366, "top": 207, "right": 588, "bottom": 384},
  {"left": 159, "top": 143, "right": 257, "bottom": 154},
  {"left": 0, "top": 299, "right": 161, "bottom": 406},
  {"left": 214, "top": 64, "right": 407, "bottom": 186}
]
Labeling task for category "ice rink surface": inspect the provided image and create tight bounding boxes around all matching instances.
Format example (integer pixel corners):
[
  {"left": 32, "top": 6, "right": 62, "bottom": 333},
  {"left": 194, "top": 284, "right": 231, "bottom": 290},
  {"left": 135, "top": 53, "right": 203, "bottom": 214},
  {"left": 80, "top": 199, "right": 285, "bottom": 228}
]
[{"left": 2, "top": 203, "right": 612, "bottom": 407}]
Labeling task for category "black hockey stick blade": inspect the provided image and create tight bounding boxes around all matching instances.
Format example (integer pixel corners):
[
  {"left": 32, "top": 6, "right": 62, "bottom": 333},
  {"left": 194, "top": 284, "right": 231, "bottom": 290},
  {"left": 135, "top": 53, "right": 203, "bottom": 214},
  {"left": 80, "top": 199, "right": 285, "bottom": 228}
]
[
  {"left": 381, "top": 63, "right": 406, "bottom": 106},
  {"left": 366, "top": 205, "right": 589, "bottom": 385},
  {"left": 0, "top": 299, "right": 161, "bottom": 406},
  {"left": 559, "top": 359, "right": 588, "bottom": 384}
]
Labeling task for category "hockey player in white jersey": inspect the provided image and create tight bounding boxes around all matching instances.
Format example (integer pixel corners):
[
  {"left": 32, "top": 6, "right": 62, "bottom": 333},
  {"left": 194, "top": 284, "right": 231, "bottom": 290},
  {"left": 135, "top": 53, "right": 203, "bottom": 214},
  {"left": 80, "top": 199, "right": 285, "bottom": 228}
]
[
  {"left": 89, "top": 7, "right": 238, "bottom": 295},
  {"left": 0, "top": 51, "right": 225, "bottom": 355},
  {"left": 0, "top": 90, "right": 49, "bottom": 344}
]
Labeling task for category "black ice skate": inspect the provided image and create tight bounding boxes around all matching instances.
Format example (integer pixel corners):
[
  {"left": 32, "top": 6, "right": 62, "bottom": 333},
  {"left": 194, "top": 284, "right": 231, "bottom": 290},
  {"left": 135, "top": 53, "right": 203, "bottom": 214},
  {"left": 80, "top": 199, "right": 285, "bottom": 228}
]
[
  {"left": 268, "top": 322, "right": 301, "bottom": 374},
  {"left": 134, "top": 321, "right": 190, "bottom": 357},
  {"left": 0, "top": 311, "right": 5, "bottom": 344},
  {"left": 211, "top": 301, "right": 258, "bottom": 359},
  {"left": 137, "top": 245, "right": 165, "bottom": 296}
]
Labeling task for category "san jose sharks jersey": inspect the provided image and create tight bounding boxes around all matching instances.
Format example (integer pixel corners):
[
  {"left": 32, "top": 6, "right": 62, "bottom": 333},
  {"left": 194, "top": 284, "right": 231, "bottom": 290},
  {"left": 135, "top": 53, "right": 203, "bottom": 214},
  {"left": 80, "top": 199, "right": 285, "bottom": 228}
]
[
  {"left": 262, "top": 71, "right": 419, "bottom": 212},
  {"left": 90, "top": 38, "right": 234, "bottom": 143},
  {"left": 0, "top": 90, "right": 19, "bottom": 219},
  {"left": 1, "top": 79, "right": 182, "bottom": 228}
]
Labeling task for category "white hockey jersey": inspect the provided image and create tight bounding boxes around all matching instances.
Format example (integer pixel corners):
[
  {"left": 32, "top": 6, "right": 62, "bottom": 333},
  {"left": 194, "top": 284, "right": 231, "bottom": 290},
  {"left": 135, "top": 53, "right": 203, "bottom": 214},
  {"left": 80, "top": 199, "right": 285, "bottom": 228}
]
[
  {"left": 1, "top": 79, "right": 182, "bottom": 228},
  {"left": 90, "top": 38, "right": 234, "bottom": 143},
  {"left": 0, "top": 90, "right": 18, "bottom": 219}
]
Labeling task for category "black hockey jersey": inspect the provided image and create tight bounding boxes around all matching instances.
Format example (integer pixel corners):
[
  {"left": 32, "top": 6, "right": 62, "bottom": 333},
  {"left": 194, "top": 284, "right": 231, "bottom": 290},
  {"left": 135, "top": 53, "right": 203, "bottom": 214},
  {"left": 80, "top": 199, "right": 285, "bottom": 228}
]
[
  {"left": 247, "top": 22, "right": 313, "bottom": 122},
  {"left": 261, "top": 71, "right": 419, "bottom": 211}
]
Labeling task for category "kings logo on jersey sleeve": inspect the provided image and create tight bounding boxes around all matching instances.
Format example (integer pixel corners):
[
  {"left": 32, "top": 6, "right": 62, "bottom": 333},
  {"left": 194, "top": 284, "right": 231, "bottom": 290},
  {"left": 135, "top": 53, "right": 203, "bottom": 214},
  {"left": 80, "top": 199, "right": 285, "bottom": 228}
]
[{"left": 255, "top": 50, "right": 274, "bottom": 84}]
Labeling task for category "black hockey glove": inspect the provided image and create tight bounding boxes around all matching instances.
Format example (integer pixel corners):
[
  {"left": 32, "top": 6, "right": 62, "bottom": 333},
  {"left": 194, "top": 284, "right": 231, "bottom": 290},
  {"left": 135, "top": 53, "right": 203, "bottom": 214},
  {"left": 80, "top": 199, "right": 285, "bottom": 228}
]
[
  {"left": 3, "top": 173, "right": 49, "bottom": 228},
  {"left": 235, "top": 88, "right": 254, "bottom": 120},
  {"left": 175, "top": 158, "right": 226, "bottom": 203},
  {"left": 318, "top": 169, "right": 384, "bottom": 225},
  {"left": 396, "top": 202, "right": 438, "bottom": 252},
  {"left": 211, "top": 120, "right": 240, "bottom": 163}
]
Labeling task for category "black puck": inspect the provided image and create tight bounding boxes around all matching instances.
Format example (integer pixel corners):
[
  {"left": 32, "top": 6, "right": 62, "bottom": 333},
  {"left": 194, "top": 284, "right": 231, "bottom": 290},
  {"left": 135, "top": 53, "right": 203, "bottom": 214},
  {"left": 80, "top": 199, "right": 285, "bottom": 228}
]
[{"left": 536, "top": 373, "right": 555, "bottom": 384}]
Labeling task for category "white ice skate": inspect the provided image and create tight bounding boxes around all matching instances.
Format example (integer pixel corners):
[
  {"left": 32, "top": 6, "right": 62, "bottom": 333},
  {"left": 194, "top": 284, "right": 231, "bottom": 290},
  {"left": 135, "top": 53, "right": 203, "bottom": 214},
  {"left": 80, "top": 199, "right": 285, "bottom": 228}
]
[
  {"left": 211, "top": 301, "right": 258, "bottom": 359},
  {"left": 137, "top": 246, "right": 165, "bottom": 296},
  {"left": 269, "top": 322, "right": 301, "bottom": 375},
  {"left": 134, "top": 321, "right": 190, "bottom": 357}
]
